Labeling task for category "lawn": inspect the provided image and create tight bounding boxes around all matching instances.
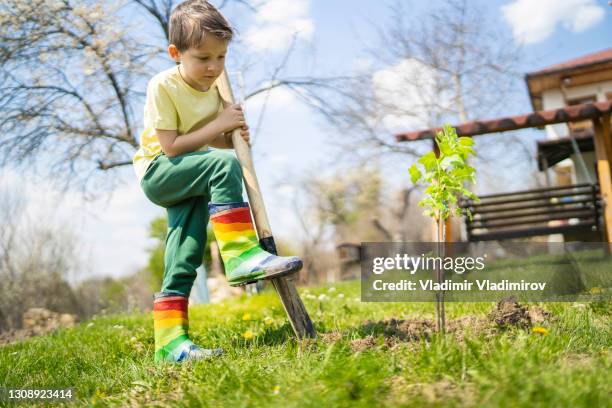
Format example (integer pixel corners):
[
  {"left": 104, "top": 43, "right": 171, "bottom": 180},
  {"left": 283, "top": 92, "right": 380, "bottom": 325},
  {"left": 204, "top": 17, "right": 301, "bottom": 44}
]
[{"left": 1, "top": 280, "right": 610, "bottom": 407}]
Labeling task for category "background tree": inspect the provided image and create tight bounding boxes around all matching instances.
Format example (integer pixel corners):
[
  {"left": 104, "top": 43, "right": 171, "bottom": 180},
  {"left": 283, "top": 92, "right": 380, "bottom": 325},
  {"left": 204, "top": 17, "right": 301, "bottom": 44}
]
[
  {"left": 287, "top": 0, "right": 540, "bottom": 193},
  {"left": 280, "top": 162, "right": 430, "bottom": 283},
  {"left": 0, "top": 0, "right": 323, "bottom": 197},
  {"left": 0, "top": 0, "right": 152, "bottom": 196},
  {"left": 0, "top": 184, "right": 83, "bottom": 330}
]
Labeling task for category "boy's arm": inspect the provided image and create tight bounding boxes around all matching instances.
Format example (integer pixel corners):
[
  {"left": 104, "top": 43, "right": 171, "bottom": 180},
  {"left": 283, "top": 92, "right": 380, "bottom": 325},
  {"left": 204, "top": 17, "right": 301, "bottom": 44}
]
[
  {"left": 209, "top": 131, "right": 234, "bottom": 149},
  {"left": 209, "top": 98, "right": 233, "bottom": 149},
  {"left": 157, "top": 126, "right": 222, "bottom": 157},
  {"left": 158, "top": 102, "right": 245, "bottom": 157}
]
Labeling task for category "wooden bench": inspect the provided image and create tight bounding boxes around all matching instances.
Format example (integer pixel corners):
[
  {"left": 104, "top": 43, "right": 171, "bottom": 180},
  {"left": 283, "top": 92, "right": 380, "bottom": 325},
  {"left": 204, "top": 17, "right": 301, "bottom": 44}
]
[{"left": 460, "top": 183, "right": 603, "bottom": 242}]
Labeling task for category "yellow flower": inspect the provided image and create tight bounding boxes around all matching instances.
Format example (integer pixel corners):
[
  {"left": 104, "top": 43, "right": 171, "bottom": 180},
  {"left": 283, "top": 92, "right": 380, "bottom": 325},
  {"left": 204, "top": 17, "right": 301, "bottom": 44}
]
[
  {"left": 264, "top": 317, "right": 274, "bottom": 326},
  {"left": 532, "top": 327, "right": 549, "bottom": 336},
  {"left": 273, "top": 385, "right": 281, "bottom": 395},
  {"left": 242, "top": 330, "right": 254, "bottom": 340},
  {"left": 242, "top": 313, "right": 252, "bottom": 321},
  {"left": 589, "top": 287, "right": 602, "bottom": 294}
]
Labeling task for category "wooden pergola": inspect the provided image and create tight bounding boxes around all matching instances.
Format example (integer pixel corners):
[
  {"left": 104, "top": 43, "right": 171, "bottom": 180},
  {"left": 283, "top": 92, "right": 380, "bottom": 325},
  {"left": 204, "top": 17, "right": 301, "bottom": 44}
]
[{"left": 395, "top": 100, "right": 612, "bottom": 242}]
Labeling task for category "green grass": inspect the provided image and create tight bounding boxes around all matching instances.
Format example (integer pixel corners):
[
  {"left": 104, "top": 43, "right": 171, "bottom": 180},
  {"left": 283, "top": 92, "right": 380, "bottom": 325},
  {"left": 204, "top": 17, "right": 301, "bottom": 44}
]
[{"left": 1, "top": 281, "right": 610, "bottom": 407}]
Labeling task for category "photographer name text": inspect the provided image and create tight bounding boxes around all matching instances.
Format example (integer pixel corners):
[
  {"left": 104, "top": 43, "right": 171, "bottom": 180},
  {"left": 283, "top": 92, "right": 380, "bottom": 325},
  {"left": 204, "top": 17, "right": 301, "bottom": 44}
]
[{"left": 372, "top": 279, "right": 547, "bottom": 291}]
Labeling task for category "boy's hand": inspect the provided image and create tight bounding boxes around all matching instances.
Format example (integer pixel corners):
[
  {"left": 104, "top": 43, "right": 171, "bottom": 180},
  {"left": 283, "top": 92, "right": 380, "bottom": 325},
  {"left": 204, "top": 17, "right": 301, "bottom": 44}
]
[
  {"left": 216, "top": 104, "right": 245, "bottom": 133},
  {"left": 239, "top": 125, "right": 250, "bottom": 145},
  {"left": 224, "top": 125, "right": 250, "bottom": 147}
]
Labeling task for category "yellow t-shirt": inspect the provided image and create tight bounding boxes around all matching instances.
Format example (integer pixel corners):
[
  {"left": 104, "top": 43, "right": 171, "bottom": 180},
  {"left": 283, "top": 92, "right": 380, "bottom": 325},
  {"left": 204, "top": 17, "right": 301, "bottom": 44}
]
[{"left": 132, "top": 64, "right": 223, "bottom": 181}]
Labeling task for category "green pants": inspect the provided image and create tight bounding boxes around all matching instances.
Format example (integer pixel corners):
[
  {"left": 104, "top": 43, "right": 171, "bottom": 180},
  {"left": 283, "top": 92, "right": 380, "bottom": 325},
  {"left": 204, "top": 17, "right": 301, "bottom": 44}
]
[{"left": 140, "top": 149, "right": 244, "bottom": 296}]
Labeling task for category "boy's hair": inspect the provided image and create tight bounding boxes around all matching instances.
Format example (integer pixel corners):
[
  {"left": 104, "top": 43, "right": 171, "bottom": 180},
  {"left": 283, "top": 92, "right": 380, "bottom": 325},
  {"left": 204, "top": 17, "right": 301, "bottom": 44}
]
[{"left": 169, "top": 0, "right": 234, "bottom": 52}]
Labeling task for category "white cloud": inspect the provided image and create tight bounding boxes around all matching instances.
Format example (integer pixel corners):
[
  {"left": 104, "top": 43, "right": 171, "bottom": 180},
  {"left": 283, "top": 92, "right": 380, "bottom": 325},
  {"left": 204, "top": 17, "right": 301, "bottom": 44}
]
[
  {"left": 371, "top": 58, "right": 451, "bottom": 132},
  {"left": 243, "top": 0, "right": 314, "bottom": 52},
  {"left": 502, "top": 0, "right": 605, "bottom": 44},
  {"left": 256, "top": 0, "right": 309, "bottom": 23}
]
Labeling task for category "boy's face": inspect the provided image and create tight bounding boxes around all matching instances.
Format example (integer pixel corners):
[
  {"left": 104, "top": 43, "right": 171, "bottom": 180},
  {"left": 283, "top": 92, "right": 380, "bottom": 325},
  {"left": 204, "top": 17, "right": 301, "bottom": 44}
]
[{"left": 168, "top": 34, "right": 228, "bottom": 92}]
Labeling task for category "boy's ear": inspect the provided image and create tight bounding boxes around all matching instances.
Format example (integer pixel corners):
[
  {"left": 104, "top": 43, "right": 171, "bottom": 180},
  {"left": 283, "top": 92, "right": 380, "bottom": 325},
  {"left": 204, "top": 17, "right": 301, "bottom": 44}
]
[{"left": 167, "top": 44, "right": 181, "bottom": 62}]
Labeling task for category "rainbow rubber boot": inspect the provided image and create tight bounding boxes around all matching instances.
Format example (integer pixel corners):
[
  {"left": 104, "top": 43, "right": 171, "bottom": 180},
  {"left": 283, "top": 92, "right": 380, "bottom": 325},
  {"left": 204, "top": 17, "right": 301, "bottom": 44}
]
[
  {"left": 153, "top": 293, "right": 223, "bottom": 363},
  {"left": 208, "top": 202, "right": 303, "bottom": 286}
]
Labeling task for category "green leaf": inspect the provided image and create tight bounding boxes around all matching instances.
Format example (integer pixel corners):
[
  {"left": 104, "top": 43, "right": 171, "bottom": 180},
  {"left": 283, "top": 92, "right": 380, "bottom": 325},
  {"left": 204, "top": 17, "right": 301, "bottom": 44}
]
[
  {"left": 417, "top": 152, "right": 437, "bottom": 172},
  {"left": 439, "top": 139, "right": 453, "bottom": 156},
  {"left": 440, "top": 154, "right": 462, "bottom": 170},
  {"left": 458, "top": 137, "right": 473, "bottom": 146},
  {"left": 409, "top": 164, "right": 422, "bottom": 184},
  {"left": 409, "top": 124, "right": 478, "bottom": 223}
]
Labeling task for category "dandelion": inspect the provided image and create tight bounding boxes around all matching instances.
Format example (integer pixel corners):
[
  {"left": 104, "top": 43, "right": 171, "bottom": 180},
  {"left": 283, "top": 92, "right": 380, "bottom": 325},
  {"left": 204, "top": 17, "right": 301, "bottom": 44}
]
[
  {"left": 532, "top": 327, "right": 549, "bottom": 336},
  {"left": 337, "top": 293, "right": 345, "bottom": 299},
  {"left": 327, "top": 287, "right": 336, "bottom": 293},
  {"left": 264, "top": 317, "right": 274, "bottom": 326},
  {"left": 242, "top": 313, "right": 252, "bottom": 321},
  {"left": 305, "top": 294, "right": 316, "bottom": 300},
  {"left": 242, "top": 330, "right": 254, "bottom": 340},
  {"left": 589, "top": 287, "right": 602, "bottom": 295},
  {"left": 273, "top": 385, "right": 281, "bottom": 395},
  {"left": 318, "top": 294, "right": 329, "bottom": 301}
]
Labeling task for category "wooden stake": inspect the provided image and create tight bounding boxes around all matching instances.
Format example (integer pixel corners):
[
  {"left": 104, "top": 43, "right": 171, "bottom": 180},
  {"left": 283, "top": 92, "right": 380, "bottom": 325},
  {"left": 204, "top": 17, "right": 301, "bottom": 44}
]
[
  {"left": 215, "top": 71, "right": 316, "bottom": 338},
  {"left": 592, "top": 115, "right": 612, "bottom": 242}
]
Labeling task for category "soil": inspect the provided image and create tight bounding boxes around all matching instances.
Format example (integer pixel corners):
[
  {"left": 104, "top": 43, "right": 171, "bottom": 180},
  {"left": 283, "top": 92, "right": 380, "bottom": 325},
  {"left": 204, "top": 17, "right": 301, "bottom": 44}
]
[
  {"left": 488, "top": 297, "right": 555, "bottom": 329},
  {"left": 361, "top": 318, "right": 435, "bottom": 341},
  {"left": 319, "top": 331, "right": 343, "bottom": 343},
  {"left": 342, "top": 297, "right": 555, "bottom": 352},
  {"left": 349, "top": 335, "right": 377, "bottom": 352}
]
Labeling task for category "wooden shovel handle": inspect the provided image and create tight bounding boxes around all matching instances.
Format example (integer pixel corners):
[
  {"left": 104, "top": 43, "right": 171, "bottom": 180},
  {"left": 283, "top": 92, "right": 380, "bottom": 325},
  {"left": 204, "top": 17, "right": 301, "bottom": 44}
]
[{"left": 215, "top": 71, "right": 316, "bottom": 339}]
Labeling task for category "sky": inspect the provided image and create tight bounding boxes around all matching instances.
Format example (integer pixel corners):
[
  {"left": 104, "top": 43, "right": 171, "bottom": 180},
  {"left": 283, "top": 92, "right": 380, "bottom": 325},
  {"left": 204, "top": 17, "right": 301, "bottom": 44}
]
[{"left": 1, "top": 0, "right": 611, "bottom": 284}]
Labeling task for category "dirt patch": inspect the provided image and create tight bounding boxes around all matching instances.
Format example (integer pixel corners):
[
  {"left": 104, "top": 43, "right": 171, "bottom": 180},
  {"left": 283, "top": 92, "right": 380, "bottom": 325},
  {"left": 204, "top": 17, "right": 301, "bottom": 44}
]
[
  {"left": 361, "top": 315, "right": 493, "bottom": 346},
  {"left": 348, "top": 299, "right": 555, "bottom": 351},
  {"left": 0, "top": 308, "right": 77, "bottom": 347},
  {"left": 528, "top": 306, "right": 555, "bottom": 325},
  {"left": 349, "top": 335, "right": 377, "bottom": 352},
  {"left": 447, "top": 315, "right": 494, "bottom": 342},
  {"left": 362, "top": 318, "right": 435, "bottom": 341},
  {"left": 320, "top": 331, "right": 343, "bottom": 343},
  {"left": 488, "top": 297, "right": 531, "bottom": 329},
  {"left": 487, "top": 297, "right": 555, "bottom": 330}
]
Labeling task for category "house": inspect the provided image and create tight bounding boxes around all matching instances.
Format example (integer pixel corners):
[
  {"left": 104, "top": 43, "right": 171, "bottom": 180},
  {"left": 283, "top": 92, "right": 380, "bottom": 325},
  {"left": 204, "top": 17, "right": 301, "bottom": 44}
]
[
  {"left": 526, "top": 48, "right": 612, "bottom": 186},
  {"left": 395, "top": 49, "right": 612, "bottom": 243}
]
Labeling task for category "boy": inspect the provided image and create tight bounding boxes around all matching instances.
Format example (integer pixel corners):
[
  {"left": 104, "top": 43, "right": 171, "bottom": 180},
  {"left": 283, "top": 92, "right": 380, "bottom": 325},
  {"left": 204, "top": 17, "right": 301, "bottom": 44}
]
[{"left": 132, "top": 0, "right": 302, "bottom": 363}]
